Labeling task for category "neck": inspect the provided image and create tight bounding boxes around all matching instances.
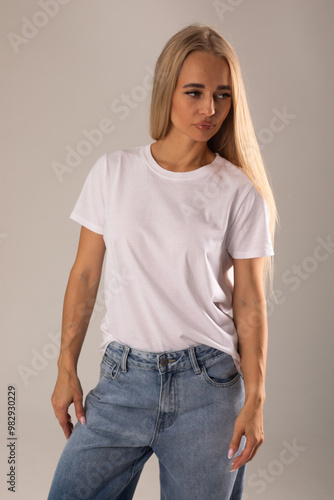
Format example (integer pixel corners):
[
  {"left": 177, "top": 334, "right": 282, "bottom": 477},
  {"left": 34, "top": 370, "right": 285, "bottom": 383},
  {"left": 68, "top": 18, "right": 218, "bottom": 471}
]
[{"left": 150, "top": 135, "right": 215, "bottom": 173}]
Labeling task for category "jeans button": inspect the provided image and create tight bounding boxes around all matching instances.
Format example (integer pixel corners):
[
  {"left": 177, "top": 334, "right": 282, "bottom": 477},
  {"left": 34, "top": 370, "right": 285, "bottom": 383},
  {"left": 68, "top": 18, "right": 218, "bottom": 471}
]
[{"left": 160, "top": 358, "right": 169, "bottom": 367}]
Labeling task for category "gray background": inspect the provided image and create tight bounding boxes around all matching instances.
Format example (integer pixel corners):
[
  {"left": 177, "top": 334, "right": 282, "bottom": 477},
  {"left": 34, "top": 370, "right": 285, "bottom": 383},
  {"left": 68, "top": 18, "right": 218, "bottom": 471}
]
[{"left": 1, "top": 0, "right": 333, "bottom": 498}]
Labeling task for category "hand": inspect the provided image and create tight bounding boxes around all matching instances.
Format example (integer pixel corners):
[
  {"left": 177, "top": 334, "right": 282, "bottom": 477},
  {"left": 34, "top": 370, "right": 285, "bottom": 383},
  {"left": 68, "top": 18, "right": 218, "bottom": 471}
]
[
  {"left": 51, "top": 368, "right": 86, "bottom": 439},
  {"left": 228, "top": 401, "right": 264, "bottom": 471}
]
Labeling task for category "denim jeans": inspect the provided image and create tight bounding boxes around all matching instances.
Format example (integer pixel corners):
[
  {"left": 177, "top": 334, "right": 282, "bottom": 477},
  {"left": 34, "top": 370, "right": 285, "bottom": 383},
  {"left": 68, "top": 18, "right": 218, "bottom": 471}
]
[{"left": 48, "top": 342, "right": 246, "bottom": 499}]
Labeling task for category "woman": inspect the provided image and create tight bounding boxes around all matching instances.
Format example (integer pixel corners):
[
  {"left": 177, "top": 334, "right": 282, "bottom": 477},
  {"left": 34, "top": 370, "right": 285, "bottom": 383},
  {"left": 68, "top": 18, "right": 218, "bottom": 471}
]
[{"left": 48, "top": 24, "right": 277, "bottom": 499}]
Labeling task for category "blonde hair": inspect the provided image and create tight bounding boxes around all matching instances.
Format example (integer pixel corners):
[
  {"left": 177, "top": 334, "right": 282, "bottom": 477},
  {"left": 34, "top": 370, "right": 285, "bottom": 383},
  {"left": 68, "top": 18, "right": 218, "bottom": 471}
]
[{"left": 150, "top": 24, "right": 278, "bottom": 295}]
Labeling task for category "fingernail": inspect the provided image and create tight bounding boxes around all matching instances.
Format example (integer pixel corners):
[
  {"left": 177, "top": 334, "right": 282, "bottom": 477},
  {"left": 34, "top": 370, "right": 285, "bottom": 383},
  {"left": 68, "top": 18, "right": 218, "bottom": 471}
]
[
  {"left": 228, "top": 448, "right": 234, "bottom": 459},
  {"left": 80, "top": 416, "right": 86, "bottom": 425}
]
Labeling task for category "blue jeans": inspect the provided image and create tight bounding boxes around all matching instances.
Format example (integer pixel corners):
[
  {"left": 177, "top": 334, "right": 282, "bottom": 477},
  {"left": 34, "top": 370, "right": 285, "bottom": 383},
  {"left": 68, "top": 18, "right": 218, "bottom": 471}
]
[{"left": 48, "top": 342, "right": 246, "bottom": 499}]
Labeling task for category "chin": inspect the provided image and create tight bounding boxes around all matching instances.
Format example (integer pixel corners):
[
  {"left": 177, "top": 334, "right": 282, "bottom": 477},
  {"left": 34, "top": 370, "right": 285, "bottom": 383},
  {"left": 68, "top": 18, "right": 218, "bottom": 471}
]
[{"left": 191, "top": 131, "right": 217, "bottom": 143}]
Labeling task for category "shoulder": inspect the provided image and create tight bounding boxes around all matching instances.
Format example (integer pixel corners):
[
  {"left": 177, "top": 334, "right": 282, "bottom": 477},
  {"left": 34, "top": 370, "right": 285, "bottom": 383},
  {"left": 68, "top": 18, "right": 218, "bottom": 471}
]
[
  {"left": 215, "top": 154, "right": 256, "bottom": 199},
  {"left": 105, "top": 144, "right": 146, "bottom": 166},
  {"left": 216, "top": 155, "right": 252, "bottom": 184},
  {"left": 87, "top": 145, "right": 146, "bottom": 180}
]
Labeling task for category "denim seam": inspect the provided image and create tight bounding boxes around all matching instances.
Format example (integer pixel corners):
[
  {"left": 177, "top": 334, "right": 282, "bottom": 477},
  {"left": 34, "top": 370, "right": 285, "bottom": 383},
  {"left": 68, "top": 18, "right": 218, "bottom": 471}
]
[
  {"left": 129, "top": 447, "right": 151, "bottom": 482},
  {"left": 120, "top": 363, "right": 188, "bottom": 373},
  {"left": 122, "top": 353, "right": 227, "bottom": 372},
  {"left": 121, "top": 346, "right": 130, "bottom": 373},
  {"left": 149, "top": 377, "right": 164, "bottom": 448},
  {"left": 188, "top": 347, "right": 201, "bottom": 374},
  {"left": 201, "top": 366, "right": 241, "bottom": 388},
  {"left": 100, "top": 368, "right": 121, "bottom": 381},
  {"left": 202, "top": 352, "right": 229, "bottom": 363},
  {"left": 159, "top": 374, "right": 178, "bottom": 430},
  {"left": 100, "top": 358, "right": 118, "bottom": 379},
  {"left": 103, "top": 352, "right": 231, "bottom": 379},
  {"left": 102, "top": 357, "right": 116, "bottom": 368}
]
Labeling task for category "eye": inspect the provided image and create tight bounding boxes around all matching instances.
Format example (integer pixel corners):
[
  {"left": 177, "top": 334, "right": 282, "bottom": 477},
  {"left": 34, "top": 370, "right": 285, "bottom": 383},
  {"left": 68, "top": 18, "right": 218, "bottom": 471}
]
[
  {"left": 216, "top": 93, "right": 232, "bottom": 100},
  {"left": 185, "top": 91, "right": 232, "bottom": 101},
  {"left": 185, "top": 91, "right": 202, "bottom": 98}
]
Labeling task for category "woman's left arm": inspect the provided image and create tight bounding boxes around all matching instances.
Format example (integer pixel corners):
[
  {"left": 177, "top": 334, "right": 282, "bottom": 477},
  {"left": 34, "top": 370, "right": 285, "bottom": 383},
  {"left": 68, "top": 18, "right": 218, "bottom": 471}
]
[{"left": 228, "top": 256, "right": 268, "bottom": 472}]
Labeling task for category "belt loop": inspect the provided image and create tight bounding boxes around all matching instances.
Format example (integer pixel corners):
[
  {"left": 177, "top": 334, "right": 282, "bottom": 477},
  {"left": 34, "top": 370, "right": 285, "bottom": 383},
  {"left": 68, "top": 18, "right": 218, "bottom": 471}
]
[
  {"left": 188, "top": 347, "right": 201, "bottom": 375},
  {"left": 121, "top": 345, "right": 130, "bottom": 373}
]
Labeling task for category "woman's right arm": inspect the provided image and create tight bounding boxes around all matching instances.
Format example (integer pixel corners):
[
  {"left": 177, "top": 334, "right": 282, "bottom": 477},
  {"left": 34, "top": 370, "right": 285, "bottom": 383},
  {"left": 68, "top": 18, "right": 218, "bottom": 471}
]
[{"left": 51, "top": 226, "right": 106, "bottom": 439}]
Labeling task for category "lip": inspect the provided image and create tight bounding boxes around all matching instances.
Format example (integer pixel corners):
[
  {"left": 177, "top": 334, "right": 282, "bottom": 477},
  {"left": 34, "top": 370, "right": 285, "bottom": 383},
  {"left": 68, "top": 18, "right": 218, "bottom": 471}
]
[{"left": 194, "top": 122, "right": 215, "bottom": 130}]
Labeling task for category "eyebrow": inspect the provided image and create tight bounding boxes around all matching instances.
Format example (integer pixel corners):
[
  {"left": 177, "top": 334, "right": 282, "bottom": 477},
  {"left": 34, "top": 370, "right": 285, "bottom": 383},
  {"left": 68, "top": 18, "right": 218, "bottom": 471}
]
[{"left": 182, "top": 83, "right": 232, "bottom": 91}]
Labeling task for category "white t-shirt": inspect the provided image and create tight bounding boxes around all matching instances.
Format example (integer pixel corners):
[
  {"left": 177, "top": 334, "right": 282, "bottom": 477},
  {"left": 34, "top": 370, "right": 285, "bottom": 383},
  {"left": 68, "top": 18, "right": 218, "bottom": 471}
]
[{"left": 70, "top": 144, "right": 274, "bottom": 373}]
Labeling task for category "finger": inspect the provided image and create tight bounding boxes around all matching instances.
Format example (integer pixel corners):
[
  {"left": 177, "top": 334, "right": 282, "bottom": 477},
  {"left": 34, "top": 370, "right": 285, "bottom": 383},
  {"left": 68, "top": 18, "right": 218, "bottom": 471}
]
[
  {"left": 58, "top": 419, "right": 72, "bottom": 439},
  {"left": 247, "top": 441, "right": 262, "bottom": 462},
  {"left": 74, "top": 397, "right": 86, "bottom": 425},
  {"left": 56, "top": 409, "right": 73, "bottom": 439},
  {"left": 231, "top": 438, "right": 262, "bottom": 471},
  {"left": 231, "top": 444, "right": 253, "bottom": 470},
  {"left": 228, "top": 427, "right": 244, "bottom": 460}
]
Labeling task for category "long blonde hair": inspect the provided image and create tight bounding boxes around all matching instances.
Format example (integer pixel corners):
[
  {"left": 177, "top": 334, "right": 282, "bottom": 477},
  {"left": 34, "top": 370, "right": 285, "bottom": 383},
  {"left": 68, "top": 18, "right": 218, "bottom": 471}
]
[{"left": 150, "top": 24, "right": 278, "bottom": 295}]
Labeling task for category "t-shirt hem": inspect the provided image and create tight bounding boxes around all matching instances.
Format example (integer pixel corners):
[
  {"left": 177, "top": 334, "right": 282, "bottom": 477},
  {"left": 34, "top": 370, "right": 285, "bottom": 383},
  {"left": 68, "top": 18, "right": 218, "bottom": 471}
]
[
  {"left": 98, "top": 332, "right": 243, "bottom": 375},
  {"left": 70, "top": 213, "right": 104, "bottom": 235},
  {"left": 228, "top": 250, "right": 274, "bottom": 259}
]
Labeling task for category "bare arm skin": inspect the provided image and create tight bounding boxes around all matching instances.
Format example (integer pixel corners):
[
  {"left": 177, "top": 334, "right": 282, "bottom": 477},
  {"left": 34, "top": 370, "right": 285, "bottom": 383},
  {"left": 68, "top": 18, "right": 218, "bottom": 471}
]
[
  {"left": 228, "top": 256, "right": 268, "bottom": 471},
  {"left": 51, "top": 226, "right": 106, "bottom": 439}
]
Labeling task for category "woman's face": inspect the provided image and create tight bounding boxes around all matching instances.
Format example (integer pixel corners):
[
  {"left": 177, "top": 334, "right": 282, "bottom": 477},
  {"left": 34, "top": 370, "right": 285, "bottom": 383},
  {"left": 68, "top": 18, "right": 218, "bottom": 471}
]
[{"left": 169, "top": 51, "right": 232, "bottom": 144}]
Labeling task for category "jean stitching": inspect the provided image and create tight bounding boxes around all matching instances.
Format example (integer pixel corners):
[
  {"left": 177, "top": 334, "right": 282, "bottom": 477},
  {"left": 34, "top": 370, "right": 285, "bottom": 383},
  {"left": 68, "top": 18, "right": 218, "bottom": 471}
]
[
  {"left": 159, "top": 374, "right": 178, "bottom": 430},
  {"left": 100, "top": 358, "right": 121, "bottom": 380},
  {"left": 102, "top": 357, "right": 116, "bottom": 368},
  {"left": 148, "top": 377, "right": 164, "bottom": 448},
  {"left": 107, "top": 345, "right": 228, "bottom": 362},
  {"left": 128, "top": 447, "right": 151, "bottom": 482},
  {"left": 201, "top": 365, "right": 241, "bottom": 388},
  {"left": 122, "top": 352, "right": 228, "bottom": 372},
  {"left": 121, "top": 346, "right": 130, "bottom": 373}
]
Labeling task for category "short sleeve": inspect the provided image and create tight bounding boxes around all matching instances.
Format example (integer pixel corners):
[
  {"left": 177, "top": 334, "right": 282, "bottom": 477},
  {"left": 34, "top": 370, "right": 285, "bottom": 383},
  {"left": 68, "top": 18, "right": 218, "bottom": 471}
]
[
  {"left": 226, "top": 185, "right": 274, "bottom": 259},
  {"left": 69, "top": 154, "right": 107, "bottom": 235}
]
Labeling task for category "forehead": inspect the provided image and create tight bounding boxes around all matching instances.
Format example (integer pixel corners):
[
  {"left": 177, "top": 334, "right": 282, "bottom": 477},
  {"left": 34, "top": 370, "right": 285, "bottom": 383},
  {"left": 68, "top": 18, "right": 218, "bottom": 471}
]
[{"left": 177, "top": 51, "right": 231, "bottom": 85}]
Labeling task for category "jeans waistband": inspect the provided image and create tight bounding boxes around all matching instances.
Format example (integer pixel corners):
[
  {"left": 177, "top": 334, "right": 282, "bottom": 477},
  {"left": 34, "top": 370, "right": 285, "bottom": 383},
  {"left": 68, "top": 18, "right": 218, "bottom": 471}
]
[{"left": 104, "top": 341, "right": 230, "bottom": 375}]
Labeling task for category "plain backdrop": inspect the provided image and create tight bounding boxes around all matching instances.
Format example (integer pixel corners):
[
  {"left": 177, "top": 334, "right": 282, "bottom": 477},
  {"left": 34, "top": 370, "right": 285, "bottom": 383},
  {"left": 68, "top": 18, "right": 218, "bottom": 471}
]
[{"left": 1, "top": 0, "right": 333, "bottom": 498}]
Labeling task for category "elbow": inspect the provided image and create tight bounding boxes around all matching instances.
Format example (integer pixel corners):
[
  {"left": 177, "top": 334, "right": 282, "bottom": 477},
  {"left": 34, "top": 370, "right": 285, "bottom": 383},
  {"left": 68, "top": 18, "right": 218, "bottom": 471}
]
[
  {"left": 232, "top": 292, "right": 267, "bottom": 310},
  {"left": 69, "top": 264, "right": 102, "bottom": 289}
]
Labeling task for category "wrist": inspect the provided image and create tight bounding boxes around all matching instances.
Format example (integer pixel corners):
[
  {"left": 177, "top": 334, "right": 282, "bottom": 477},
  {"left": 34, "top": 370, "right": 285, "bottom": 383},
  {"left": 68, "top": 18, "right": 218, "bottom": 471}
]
[
  {"left": 57, "top": 352, "right": 78, "bottom": 374},
  {"left": 244, "top": 391, "right": 266, "bottom": 408}
]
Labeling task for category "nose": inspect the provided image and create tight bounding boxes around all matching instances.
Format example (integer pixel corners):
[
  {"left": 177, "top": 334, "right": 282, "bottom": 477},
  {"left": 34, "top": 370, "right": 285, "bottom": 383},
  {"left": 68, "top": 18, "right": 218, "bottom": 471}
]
[{"left": 201, "top": 95, "right": 216, "bottom": 116}]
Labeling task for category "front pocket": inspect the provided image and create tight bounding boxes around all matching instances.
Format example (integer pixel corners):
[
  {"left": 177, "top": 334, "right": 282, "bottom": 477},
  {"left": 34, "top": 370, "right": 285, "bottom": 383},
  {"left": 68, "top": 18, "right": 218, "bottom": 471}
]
[
  {"left": 201, "top": 354, "right": 240, "bottom": 387},
  {"left": 100, "top": 354, "right": 119, "bottom": 380}
]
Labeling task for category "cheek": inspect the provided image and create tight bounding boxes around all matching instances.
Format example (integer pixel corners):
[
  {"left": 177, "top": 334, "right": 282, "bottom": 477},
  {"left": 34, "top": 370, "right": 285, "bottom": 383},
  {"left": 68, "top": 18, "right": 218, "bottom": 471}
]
[
  {"left": 218, "top": 101, "right": 232, "bottom": 123},
  {"left": 171, "top": 98, "right": 192, "bottom": 124}
]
